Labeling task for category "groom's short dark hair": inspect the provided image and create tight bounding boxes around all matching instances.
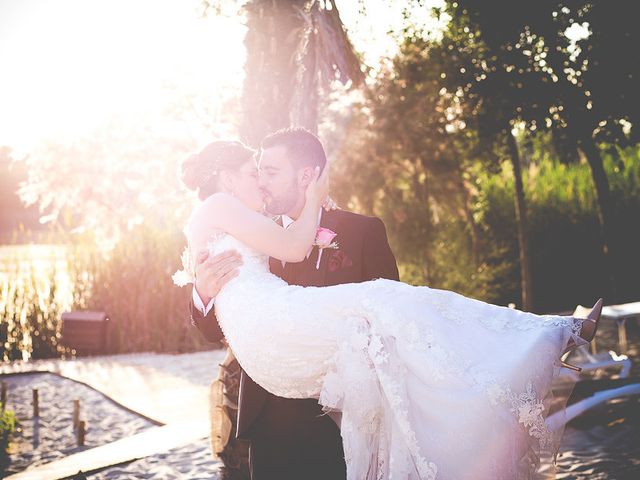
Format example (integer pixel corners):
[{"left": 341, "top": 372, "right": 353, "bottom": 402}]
[{"left": 261, "top": 127, "right": 327, "bottom": 171}]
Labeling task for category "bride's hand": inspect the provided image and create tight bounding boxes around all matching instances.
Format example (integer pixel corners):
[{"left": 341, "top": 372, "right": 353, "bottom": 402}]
[{"left": 305, "top": 162, "right": 330, "bottom": 207}]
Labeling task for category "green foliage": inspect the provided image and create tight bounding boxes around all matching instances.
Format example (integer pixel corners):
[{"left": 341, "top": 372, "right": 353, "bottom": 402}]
[
  {"left": 440, "top": 142, "right": 640, "bottom": 312},
  {"left": 325, "top": 1, "right": 640, "bottom": 313},
  {"left": 0, "top": 408, "right": 15, "bottom": 469},
  {"left": 440, "top": 0, "right": 640, "bottom": 298},
  {"left": 326, "top": 30, "right": 484, "bottom": 287},
  {"left": 0, "top": 409, "right": 16, "bottom": 436},
  {"left": 326, "top": 92, "right": 639, "bottom": 311}
]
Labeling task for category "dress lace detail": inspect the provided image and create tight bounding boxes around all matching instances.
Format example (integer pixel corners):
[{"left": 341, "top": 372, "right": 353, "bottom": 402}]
[
  {"left": 207, "top": 233, "right": 579, "bottom": 479},
  {"left": 511, "top": 383, "right": 550, "bottom": 448}
]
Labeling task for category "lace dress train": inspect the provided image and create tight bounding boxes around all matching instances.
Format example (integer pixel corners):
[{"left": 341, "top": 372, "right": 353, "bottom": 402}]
[{"left": 210, "top": 234, "right": 582, "bottom": 480}]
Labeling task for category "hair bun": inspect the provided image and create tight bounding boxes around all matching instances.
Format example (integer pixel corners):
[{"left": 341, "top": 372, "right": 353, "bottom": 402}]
[
  {"left": 181, "top": 153, "right": 203, "bottom": 191},
  {"left": 180, "top": 140, "right": 255, "bottom": 200}
]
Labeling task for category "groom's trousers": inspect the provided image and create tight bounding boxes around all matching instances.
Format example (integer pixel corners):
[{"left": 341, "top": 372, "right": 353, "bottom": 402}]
[{"left": 248, "top": 395, "right": 346, "bottom": 480}]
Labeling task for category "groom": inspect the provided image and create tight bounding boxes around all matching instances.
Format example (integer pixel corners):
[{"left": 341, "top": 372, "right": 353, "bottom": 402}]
[{"left": 189, "top": 127, "right": 399, "bottom": 480}]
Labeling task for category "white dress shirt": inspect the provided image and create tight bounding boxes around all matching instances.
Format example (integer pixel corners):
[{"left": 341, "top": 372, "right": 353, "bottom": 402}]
[{"left": 192, "top": 287, "right": 216, "bottom": 316}]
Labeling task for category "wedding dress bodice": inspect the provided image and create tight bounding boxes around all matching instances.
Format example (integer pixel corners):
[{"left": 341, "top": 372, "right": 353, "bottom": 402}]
[
  {"left": 206, "top": 232, "right": 581, "bottom": 480},
  {"left": 208, "top": 233, "right": 343, "bottom": 399},
  {"left": 207, "top": 231, "right": 272, "bottom": 278}
]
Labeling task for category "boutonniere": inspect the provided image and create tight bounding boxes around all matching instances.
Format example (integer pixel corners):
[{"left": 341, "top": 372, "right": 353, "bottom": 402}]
[{"left": 314, "top": 227, "right": 339, "bottom": 269}]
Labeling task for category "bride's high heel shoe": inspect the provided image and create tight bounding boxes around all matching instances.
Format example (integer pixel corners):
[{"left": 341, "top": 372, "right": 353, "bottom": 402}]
[
  {"left": 559, "top": 298, "right": 604, "bottom": 372},
  {"left": 577, "top": 297, "right": 603, "bottom": 343}
]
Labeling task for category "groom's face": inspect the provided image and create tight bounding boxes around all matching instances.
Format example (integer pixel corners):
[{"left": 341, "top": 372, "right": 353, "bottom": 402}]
[{"left": 258, "top": 145, "right": 305, "bottom": 215}]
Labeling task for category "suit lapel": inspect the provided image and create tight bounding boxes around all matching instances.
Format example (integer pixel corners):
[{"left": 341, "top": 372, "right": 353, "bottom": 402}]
[
  {"left": 295, "top": 210, "right": 341, "bottom": 286},
  {"left": 268, "top": 210, "right": 341, "bottom": 286}
]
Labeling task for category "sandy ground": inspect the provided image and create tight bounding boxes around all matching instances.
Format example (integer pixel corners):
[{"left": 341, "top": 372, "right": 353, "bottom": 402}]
[
  {"left": 0, "top": 350, "right": 226, "bottom": 425},
  {"left": 1, "top": 350, "right": 228, "bottom": 479},
  {"left": 1, "top": 372, "right": 156, "bottom": 476},
  {"left": 88, "top": 439, "right": 222, "bottom": 480}
]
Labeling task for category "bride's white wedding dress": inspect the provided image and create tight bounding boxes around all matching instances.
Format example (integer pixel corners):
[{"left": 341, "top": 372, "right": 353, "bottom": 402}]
[{"left": 209, "top": 233, "right": 582, "bottom": 480}]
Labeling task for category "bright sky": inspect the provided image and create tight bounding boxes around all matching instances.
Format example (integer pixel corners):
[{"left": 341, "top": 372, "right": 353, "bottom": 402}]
[
  {"left": 339, "top": 0, "right": 445, "bottom": 69},
  {"left": 0, "top": 0, "right": 443, "bottom": 154},
  {"left": 0, "top": 0, "right": 245, "bottom": 153}
]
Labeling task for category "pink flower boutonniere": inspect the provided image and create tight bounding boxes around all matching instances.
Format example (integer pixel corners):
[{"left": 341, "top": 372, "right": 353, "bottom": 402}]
[{"left": 314, "top": 227, "right": 338, "bottom": 269}]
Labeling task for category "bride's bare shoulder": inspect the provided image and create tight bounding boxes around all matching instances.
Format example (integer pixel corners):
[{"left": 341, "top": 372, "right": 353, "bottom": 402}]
[
  {"left": 193, "top": 193, "right": 239, "bottom": 217},
  {"left": 187, "top": 193, "right": 243, "bottom": 236},
  {"left": 186, "top": 194, "right": 231, "bottom": 245},
  {"left": 202, "top": 192, "right": 237, "bottom": 208}
]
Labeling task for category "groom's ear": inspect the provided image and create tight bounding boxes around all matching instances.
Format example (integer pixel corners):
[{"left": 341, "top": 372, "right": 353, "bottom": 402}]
[{"left": 297, "top": 166, "right": 316, "bottom": 188}]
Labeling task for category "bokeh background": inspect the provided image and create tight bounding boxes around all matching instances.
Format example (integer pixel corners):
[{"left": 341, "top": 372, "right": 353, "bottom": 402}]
[{"left": 1, "top": 0, "right": 638, "bottom": 361}]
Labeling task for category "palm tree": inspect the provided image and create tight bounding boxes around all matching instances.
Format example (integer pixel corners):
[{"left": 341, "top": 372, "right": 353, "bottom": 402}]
[{"left": 241, "top": 0, "right": 363, "bottom": 146}]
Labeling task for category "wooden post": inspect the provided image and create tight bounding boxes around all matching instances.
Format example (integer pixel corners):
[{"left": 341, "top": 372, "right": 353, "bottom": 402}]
[
  {"left": 1, "top": 381, "right": 6, "bottom": 411},
  {"left": 72, "top": 399, "right": 80, "bottom": 429},
  {"left": 33, "top": 388, "right": 39, "bottom": 417},
  {"left": 77, "top": 420, "right": 86, "bottom": 446}
]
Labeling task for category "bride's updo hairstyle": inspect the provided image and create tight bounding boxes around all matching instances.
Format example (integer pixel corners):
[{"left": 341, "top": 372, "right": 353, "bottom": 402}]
[{"left": 181, "top": 140, "right": 255, "bottom": 200}]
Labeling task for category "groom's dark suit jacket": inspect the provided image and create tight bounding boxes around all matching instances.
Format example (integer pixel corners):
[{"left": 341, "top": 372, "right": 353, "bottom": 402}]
[{"left": 189, "top": 209, "right": 399, "bottom": 478}]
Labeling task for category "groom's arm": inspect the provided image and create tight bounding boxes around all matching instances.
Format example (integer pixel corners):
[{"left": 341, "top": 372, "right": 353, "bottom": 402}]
[
  {"left": 189, "top": 297, "right": 224, "bottom": 343},
  {"left": 362, "top": 217, "right": 399, "bottom": 282}
]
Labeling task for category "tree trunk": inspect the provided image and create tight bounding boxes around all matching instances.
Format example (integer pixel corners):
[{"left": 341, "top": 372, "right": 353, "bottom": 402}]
[
  {"left": 455, "top": 166, "right": 481, "bottom": 266},
  {"left": 506, "top": 131, "right": 534, "bottom": 311},
  {"left": 241, "top": 0, "right": 307, "bottom": 146},
  {"left": 292, "top": 9, "right": 319, "bottom": 133},
  {"left": 578, "top": 135, "right": 617, "bottom": 298},
  {"left": 414, "top": 160, "right": 432, "bottom": 285},
  {"left": 240, "top": 0, "right": 361, "bottom": 145}
]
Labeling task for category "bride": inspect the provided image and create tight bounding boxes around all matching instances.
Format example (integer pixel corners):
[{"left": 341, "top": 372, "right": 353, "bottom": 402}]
[{"left": 179, "top": 139, "right": 601, "bottom": 480}]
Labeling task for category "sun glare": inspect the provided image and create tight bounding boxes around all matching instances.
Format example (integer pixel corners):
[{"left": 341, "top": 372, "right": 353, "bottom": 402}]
[
  {"left": 0, "top": 0, "right": 246, "bottom": 153},
  {"left": 339, "top": 0, "right": 446, "bottom": 73},
  {"left": 0, "top": 0, "right": 447, "bottom": 156}
]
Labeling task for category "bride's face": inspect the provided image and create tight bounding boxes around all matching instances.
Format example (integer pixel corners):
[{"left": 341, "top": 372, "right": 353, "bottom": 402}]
[{"left": 227, "top": 159, "right": 264, "bottom": 212}]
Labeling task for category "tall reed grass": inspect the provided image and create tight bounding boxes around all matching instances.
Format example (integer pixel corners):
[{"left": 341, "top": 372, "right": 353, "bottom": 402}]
[
  {"left": 1, "top": 225, "right": 208, "bottom": 361},
  {"left": 0, "top": 243, "right": 70, "bottom": 360}
]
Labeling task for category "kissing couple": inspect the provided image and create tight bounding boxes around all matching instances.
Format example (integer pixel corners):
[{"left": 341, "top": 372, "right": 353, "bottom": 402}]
[{"left": 181, "top": 127, "right": 602, "bottom": 480}]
